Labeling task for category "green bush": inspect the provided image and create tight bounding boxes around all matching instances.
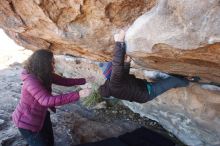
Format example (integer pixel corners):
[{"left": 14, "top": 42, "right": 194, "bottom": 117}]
[{"left": 83, "top": 83, "right": 103, "bottom": 107}]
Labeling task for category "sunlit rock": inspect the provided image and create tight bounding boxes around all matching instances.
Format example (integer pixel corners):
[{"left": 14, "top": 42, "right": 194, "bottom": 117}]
[
  {"left": 0, "top": 0, "right": 220, "bottom": 145},
  {"left": 126, "top": 0, "right": 220, "bottom": 83},
  {"left": 0, "top": 0, "right": 156, "bottom": 60},
  {"left": 123, "top": 84, "right": 220, "bottom": 146}
]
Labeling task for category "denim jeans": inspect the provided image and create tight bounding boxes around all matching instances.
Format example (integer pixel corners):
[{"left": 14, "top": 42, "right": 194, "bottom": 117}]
[
  {"left": 19, "top": 111, "right": 54, "bottom": 146},
  {"left": 147, "top": 76, "right": 189, "bottom": 101}
]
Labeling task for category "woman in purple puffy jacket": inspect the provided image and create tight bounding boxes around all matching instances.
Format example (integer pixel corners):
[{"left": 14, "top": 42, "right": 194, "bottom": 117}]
[{"left": 12, "top": 49, "right": 92, "bottom": 146}]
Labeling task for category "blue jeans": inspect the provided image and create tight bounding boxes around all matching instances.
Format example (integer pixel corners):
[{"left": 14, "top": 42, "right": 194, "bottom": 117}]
[
  {"left": 147, "top": 76, "right": 189, "bottom": 101},
  {"left": 18, "top": 111, "right": 54, "bottom": 146}
]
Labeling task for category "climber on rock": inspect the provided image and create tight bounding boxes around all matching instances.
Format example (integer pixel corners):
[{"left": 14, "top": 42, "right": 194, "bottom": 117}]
[{"left": 98, "top": 29, "right": 192, "bottom": 103}]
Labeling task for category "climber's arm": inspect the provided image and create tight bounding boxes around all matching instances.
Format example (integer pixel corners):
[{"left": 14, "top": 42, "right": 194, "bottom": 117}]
[
  {"left": 110, "top": 42, "right": 126, "bottom": 84},
  {"left": 110, "top": 30, "right": 126, "bottom": 85},
  {"left": 123, "top": 55, "right": 131, "bottom": 75}
]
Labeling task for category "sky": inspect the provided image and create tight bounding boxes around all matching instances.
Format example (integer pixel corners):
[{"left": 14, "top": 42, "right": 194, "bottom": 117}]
[{"left": 0, "top": 29, "right": 32, "bottom": 69}]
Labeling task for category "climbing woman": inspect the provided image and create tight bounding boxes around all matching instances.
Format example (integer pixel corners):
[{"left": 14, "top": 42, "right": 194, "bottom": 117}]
[{"left": 98, "top": 30, "right": 191, "bottom": 103}]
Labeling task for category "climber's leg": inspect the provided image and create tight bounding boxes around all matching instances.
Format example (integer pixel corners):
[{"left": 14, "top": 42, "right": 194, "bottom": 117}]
[{"left": 147, "top": 76, "right": 189, "bottom": 100}]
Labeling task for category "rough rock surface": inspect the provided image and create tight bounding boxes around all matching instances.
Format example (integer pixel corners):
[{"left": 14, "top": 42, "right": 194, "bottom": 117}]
[
  {"left": 123, "top": 85, "right": 220, "bottom": 146},
  {"left": 1, "top": 0, "right": 220, "bottom": 146},
  {"left": 55, "top": 55, "right": 220, "bottom": 146},
  {"left": 0, "top": 0, "right": 156, "bottom": 60},
  {"left": 125, "top": 0, "right": 220, "bottom": 83},
  {"left": 0, "top": 0, "right": 219, "bottom": 83}
]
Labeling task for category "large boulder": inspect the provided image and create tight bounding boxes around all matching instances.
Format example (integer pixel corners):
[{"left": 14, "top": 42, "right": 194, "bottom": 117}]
[
  {"left": 126, "top": 0, "right": 220, "bottom": 83},
  {"left": 123, "top": 83, "right": 220, "bottom": 146},
  {"left": 1, "top": 0, "right": 220, "bottom": 145},
  {"left": 0, "top": 0, "right": 156, "bottom": 60},
  {"left": 0, "top": 0, "right": 219, "bottom": 82},
  {"left": 55, "top": 55, "right": 220, "bottom": 146},
  {"left": 124, "top": 0, "right": 220, "bottom": 145}
]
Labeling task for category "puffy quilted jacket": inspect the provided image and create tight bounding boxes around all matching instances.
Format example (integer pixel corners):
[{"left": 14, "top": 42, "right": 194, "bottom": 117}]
[
  {"left": 12, "top": 70, "right": 86, "bottom": 132},
  {"left": 98, "top": 42, "right": 149, "bottom": 103}
]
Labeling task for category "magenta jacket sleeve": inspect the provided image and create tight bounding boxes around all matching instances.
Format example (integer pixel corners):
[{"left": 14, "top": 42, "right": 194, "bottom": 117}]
[
  {"left": 26, "top": 78, "right": 80, "bottom": 107},
  {"left": 52, "top": 73, "right": 86, "bottom": 86}
]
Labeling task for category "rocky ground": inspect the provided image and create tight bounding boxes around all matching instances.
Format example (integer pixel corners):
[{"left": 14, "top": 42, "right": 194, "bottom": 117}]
[{"left": 0, "top": 63, "right": 186, "bottom": 146}]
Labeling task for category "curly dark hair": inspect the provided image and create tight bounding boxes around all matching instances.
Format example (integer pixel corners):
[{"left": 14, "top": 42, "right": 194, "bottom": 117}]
[{"left": 24, "top": 49, "right": 54, "bottom": 91}]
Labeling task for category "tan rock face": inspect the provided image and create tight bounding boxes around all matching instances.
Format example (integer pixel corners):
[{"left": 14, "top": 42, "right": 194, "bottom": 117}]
[
  {"left": 126, "top": 0, "right": 220, "bottom": 83},
  {"left": 1, "top": 0, "right": 220, "bottom": 145},
  {"left": 0, "top": 0, "right": 156, "bottom": 61},
  {"left": 0, "top": 0, "right": 219, "bottom": 83},
  {"left": 130, "top": 43, "right": 220, "bottom": 83}
]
